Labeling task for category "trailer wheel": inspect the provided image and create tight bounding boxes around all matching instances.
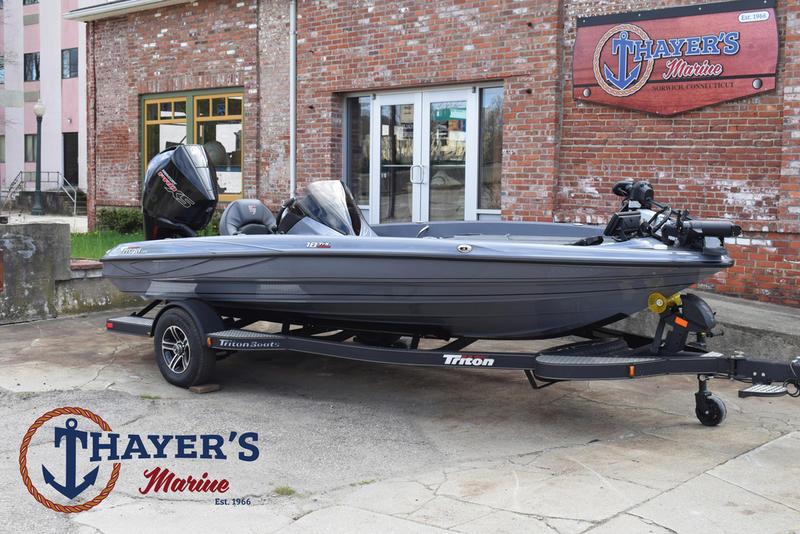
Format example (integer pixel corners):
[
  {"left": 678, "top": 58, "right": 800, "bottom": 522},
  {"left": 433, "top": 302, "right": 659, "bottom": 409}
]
[
  {"left": 153, "top": 308, "right": 216, "bottom": 387},
  {"left": 695, "top": 394, "right": 727, "bottom": 427}
]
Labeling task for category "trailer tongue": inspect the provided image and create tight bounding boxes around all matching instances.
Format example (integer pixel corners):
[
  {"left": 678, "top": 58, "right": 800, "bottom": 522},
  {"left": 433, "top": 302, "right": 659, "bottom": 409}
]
[{"left": 107, "top": 292, "right": 800, "bottom": 427}]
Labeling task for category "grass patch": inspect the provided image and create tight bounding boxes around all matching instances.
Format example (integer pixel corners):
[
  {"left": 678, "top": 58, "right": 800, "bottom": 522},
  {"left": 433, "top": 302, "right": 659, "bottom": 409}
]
[
  {"left": 139, "top": 394, "right": 161, "bottom": 400},
  {"left": 71, "top": 230, "right": 144, "bottom": 260},
  {"left": 274, "top": 485, "right": 296, "bottom": 496}
]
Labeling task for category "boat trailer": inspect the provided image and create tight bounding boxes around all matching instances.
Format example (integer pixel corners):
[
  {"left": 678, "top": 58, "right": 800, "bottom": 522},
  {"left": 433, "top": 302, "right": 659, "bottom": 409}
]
[{"left": 107, "top": 293, "right": 800, "bottom": 427}]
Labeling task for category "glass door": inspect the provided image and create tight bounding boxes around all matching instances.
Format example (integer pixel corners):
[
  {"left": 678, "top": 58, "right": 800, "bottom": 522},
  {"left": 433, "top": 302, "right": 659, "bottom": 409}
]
[
  {"left": 421, "top": 90, "right": 477, "bottom": 221},
  {"left": 370, "top": 93, "right": 422, "bottom": 223},
  {"left": 368, "top": 89, "right": 477, "bottom": 224}
]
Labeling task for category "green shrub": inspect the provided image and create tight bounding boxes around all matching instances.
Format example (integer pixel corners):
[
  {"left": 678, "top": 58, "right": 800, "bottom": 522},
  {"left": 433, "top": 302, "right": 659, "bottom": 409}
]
[
  {"left": 199, "top": 212, "right": 222, "bottom": 236},
  {"left": 96, "top": 207, "right": 222, "bottom": 236},
  {"left": 96, "top": 207, "right": 144, "bottom": 234}
]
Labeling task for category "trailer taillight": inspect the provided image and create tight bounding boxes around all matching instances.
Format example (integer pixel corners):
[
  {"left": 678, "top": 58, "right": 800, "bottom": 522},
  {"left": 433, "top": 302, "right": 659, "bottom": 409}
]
[{"left": 106, "top": 322, "right": 114, "bottom": 330}]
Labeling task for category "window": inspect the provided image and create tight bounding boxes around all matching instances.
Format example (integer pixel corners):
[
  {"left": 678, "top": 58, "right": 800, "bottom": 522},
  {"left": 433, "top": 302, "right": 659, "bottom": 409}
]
[
  {"left": 23, "top": 52, "right": 39, "bottom": 82},
  {"left": 0, "top": 136, "right": 5, "bottom": 163},
  {"left": 0, "top": 56, "right": 5, "bottom": 84},
  {"left": 23, "top": 0, "right": 38, "bottom": 4},
  {"left": 194, "top": 94, "right": 243, "bottom": 196},
  {"left": 478, "top": 87, "right": 503, "bottom": 210},
  {"left": 344, "top": 96, "right": 370, "bottom": 205},
  {"left": 143, "top": 97, "right": 188, "bottom": 177},
  {"left": 143, "top": 91, "right": 244, "bottom": 199},
  {"left": 24, "top": 134, "right": 37, "bottom": 162},
  {"left": 61, "top": 48, "right": 78, "bottom": 79}
]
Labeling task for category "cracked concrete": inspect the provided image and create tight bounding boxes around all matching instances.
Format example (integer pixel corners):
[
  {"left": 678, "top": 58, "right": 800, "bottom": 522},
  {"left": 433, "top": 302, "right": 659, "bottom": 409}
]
[{"left": 1, "top": 309, "right": 799, "bottom": 533}]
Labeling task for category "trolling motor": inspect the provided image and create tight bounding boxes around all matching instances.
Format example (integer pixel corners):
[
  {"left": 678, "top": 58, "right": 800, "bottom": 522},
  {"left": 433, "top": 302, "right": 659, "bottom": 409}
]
[
  {"left": 605, "top": 180, "right": 742, "bottom": 251},
  {"left": 141, "top": 144, "right": 219, "bottom": 240}
]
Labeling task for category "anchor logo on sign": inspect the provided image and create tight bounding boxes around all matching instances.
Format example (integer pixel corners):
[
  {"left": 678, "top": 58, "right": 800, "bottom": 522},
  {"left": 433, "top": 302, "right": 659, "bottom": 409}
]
[
  {"left": 603, "top": 31, "right": 641, "bottom": 91},
  {"left": 593, "top": 24, "right": 654, "bottom": 97},
  {"left": 41, "top": 418, "right": 100, "bottom": 499}
]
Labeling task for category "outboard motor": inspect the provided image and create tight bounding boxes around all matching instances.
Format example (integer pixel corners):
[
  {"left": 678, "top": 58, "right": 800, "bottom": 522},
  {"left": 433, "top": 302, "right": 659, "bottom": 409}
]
[{"left": 142, "top": 144, "right": 219, "bottom": 240}]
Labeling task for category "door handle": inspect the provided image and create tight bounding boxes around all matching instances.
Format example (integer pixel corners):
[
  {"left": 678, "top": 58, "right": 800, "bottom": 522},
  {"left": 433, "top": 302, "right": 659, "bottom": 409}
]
[{"left": 410, "top": 164, "right": 424, "bottom": 184}]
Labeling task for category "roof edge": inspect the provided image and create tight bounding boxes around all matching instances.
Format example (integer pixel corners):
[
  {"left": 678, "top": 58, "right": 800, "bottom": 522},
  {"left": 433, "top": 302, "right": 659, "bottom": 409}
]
[{"left": 64, "top": 0, "right": 194, "bottom": 22}]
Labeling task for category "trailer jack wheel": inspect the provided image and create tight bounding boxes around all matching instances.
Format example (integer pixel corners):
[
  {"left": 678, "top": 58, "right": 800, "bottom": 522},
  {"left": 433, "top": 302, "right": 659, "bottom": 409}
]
[{"left": 694, "top": 378, "right": 727, "bottom": 426}]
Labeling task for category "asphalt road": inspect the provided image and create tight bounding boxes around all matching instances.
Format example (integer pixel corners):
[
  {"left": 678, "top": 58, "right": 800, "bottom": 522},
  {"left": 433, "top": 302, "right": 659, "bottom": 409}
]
[{"left": 1, "top": 309, "right": 799, "bottom": 533}]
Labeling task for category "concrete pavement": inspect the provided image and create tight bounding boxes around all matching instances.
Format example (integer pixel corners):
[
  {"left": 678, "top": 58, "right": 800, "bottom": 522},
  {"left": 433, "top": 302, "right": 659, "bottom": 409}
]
[{"left": 1, "top": 309, "right": 799, "bottom": 534}]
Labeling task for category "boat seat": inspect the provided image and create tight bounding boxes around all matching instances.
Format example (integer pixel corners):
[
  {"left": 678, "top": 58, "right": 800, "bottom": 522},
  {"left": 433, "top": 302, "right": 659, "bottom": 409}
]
[{"left": 219, "top": 199, "right": 277, "bottom": 235}]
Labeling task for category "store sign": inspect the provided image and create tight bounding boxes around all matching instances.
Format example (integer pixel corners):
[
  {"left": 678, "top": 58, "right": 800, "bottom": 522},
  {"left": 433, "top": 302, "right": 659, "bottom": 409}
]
[{"left": 573, "top": 0, "right": 778, "bottom": 115}]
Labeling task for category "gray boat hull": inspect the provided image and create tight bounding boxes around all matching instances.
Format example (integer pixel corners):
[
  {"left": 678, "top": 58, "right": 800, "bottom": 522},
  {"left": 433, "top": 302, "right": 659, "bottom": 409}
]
[{"left": 102, "top": 221, "right": 732, "bottom": 339}]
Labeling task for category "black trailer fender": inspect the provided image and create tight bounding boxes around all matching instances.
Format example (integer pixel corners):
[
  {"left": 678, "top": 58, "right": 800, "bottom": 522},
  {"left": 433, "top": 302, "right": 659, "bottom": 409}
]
[{"left": 152, "top": 299, "right": 225, "bottom": 338}]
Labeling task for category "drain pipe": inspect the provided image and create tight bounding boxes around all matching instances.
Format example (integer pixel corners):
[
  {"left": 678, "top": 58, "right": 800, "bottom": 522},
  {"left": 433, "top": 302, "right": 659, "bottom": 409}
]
[{"left": 289, "top": 0, "right": 297, "bottom": 198}]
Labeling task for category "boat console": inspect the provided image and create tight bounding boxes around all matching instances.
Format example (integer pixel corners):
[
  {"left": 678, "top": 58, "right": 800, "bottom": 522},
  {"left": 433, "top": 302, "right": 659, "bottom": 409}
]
[{"left": 605, "top": 180, "right": 742, "bottom": 254}]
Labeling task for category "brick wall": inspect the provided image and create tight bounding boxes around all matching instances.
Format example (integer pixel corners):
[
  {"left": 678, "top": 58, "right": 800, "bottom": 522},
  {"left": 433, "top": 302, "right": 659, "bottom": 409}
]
[
  {"left": 85, "top": 0, "right": 799, "bottom": 306},
  {"left": 295, "top": 0, "right": 563, "bottom": 220},
  {"left": 87, "top": 0, "right": 289, "bottom": 223},
  {"left": 555, "top": 0, "right": 799, "bottom": 305},
  {"left": 295, "top": 0, "right": 798, "bottom": 305}
]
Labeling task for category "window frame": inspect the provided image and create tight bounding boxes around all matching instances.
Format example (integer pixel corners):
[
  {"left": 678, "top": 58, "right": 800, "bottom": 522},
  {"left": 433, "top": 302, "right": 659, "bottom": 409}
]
[
  {"left": 477, "top": 86, "right": 504, "bottom": 211},
  {"left": 61, "top": 48, "right": 78, "bottom": 79},
  {"left": 341, "top": 83, "right": 503, "bottom": 218},
  {"left": 142, "top": 95, "right": 188, "bottom": 181},
  {"left": 23, "top": 52, "right": 39, "bottom": 82},
  {"left": 193, "top": 92, "right": 244, "bottom": 202},
  {"left": 24, "top": 134, "right": 37, "bottom": 163},
  {"left": 140, "top": 88, "right": 245, "bottom": 202},
  {"left": 342, "top": 95, "right": 371, "bottom": 207}
]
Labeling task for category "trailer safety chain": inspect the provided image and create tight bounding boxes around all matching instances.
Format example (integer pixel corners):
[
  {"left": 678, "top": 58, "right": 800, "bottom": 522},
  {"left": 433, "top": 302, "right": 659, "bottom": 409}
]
[{"left": 19, "top": 407, "right": 121, "bottom": 513}]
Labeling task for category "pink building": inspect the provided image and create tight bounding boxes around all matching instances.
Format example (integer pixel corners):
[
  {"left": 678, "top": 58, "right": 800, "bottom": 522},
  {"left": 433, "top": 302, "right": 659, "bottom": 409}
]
[{"left": 1, "top": 0, "right": 91, "bottom": 198}]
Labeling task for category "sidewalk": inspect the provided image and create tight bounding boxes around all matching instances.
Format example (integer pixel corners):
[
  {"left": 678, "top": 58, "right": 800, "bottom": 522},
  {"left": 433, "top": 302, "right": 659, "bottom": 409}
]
[{"left": 1, "top": 309, "right": 799, "bottom": 533}]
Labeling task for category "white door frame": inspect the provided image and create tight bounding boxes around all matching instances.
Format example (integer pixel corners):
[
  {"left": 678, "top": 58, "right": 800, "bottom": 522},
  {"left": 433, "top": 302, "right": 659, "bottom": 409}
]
[
  {"left": 369, "top": 92, "right": 423, "bottom": 224},
  {"left": 369, "top": 88, "right": 479, "bottom": 224},
  {"left": 421, "top": 88, "right": 477, "bottom": 222}
]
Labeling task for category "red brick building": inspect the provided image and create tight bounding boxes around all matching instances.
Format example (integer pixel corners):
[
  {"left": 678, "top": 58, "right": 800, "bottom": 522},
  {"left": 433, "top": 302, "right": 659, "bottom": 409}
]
[{"left": 67, "top": 0, "right": 799, "bottom": 306}]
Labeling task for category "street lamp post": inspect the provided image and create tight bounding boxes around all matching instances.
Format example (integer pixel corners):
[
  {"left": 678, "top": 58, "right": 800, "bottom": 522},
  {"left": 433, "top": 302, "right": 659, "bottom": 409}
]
[{"left": 31, "top": 101, "right": 46, "bottom": 216}]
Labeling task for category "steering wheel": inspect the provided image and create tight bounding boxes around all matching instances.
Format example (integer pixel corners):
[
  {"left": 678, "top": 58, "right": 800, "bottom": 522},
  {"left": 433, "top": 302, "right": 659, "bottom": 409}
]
[{"left": 274, "top": 197, "right": 296, "bottom": 228}]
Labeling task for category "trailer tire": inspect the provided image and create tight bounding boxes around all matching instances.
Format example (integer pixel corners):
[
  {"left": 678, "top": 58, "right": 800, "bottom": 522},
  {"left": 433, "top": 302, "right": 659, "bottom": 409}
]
[
  {"left": 153, "top": 308, "right": 216, "bottom": 387},
  {"left": 695, "top": 394, "right": 727, "bottom": 427}
]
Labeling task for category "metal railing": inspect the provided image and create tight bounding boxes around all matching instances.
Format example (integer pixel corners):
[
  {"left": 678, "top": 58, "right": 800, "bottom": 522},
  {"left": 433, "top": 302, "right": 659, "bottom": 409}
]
[{"left": 0, "top": 171, "right": 80, "bottom": 215}]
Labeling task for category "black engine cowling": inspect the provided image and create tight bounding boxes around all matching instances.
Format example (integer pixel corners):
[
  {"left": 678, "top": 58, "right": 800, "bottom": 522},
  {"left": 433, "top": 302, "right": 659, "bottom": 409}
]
[{"left": 142, "top": 145, "right": 219, "bottom": 240}]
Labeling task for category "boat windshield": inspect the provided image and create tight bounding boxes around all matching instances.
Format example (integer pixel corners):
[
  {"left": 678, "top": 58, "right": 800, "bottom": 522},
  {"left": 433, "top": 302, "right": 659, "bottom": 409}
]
[{"left": 296, "top": 181, "right": 364, "bottom": 235}]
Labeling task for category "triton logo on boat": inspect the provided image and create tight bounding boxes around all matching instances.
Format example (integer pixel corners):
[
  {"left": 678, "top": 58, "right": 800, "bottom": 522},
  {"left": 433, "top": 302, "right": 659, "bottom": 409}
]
[
  {"left": 19, "top": 406, "right": 260, "bottom": 513},
  {"left": 158, "top": 169, "right": 195, "bottom": 209},
  {"left": 442, "top": 354, "right": 495, "bottom": 367},
  {"left": 306, "top": 241, "right": 332, "bottom": 249},
  {"left": 217, "top": 338, "right": 282, "bottom": 349},
  {"left": 118, "top": 245, "right": 142, "bottom": 255}
]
